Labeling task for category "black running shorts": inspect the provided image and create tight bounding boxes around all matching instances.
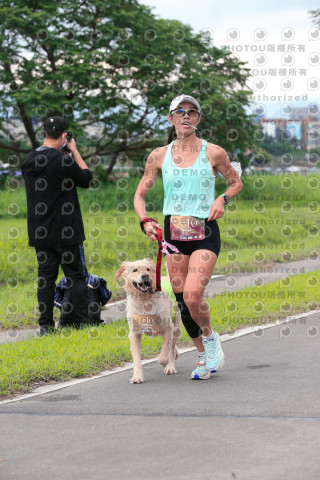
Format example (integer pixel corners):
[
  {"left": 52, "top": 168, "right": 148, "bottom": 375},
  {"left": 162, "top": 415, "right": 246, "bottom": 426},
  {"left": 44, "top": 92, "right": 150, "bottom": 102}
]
[{"left": 164, "top": 215, "right": 221, "bottom": 257}]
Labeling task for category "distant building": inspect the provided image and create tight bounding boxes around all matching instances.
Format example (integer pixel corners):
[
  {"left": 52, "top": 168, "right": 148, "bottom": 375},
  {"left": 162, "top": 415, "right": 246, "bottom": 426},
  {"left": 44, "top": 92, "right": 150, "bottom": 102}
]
[
  {"left": 306, "top": 119, "right": 320, "bottom": 150},
  {"left": 300, "top": 118, "right": 309, "bottom": 150},
  {"left": 259, "top": 118, "right": 287, "bottom": 140},
  {"left": 259, "top": 116, "right": 319, "bottom": 150},
  {"left": 290, "top": 105, "right": 320, "bottom": 121},
  {"left": 289, "top": 107, "right": 308, "bottom": 121},
  {"left": 287, "top": 122, "right": 302, "bottom": 140}
]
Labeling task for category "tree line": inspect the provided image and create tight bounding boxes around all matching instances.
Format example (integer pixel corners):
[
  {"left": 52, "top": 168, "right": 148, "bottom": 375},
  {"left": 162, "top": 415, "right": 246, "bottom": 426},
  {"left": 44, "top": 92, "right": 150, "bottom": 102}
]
[{"left": 0, "top": 0, "right": 259, "bottom": 173}]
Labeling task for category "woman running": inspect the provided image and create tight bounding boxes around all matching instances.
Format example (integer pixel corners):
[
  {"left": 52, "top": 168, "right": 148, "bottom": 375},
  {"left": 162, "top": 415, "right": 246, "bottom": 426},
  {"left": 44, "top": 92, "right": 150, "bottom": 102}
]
[{"left": 134, "top": 94, "right": 242, "bottom": 379}]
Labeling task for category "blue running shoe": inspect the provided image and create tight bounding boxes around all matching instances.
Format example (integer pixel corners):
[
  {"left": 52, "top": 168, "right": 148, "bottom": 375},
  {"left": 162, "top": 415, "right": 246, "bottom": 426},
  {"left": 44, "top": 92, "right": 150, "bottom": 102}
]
[
  {"left": 203, "top": 332, "right": 225, "bottom": 372},
  {"left": 191, "top": 360, "right": 210, "bottom": 380}
]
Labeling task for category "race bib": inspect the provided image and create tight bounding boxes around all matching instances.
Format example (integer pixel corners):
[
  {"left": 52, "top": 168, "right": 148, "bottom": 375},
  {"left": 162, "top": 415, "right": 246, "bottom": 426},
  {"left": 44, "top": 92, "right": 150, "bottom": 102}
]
[
  {"left": 133, "top": 313, "right": 161, "bottom": 336},
  {"left": 170, "top": 216, "right": 205, "bottom": 241}
]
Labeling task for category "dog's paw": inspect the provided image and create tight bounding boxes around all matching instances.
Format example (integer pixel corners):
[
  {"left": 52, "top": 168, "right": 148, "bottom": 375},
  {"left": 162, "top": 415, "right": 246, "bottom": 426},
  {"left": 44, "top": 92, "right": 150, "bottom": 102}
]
[
  {"left": 175, "top": 347, "right": 179, "bottom": 360},
  {"left": 130, "top": 375, "right": 144, "bottom": 384},
  {"left": 164, "top": 364, "right": 177, "bottom": 375}
]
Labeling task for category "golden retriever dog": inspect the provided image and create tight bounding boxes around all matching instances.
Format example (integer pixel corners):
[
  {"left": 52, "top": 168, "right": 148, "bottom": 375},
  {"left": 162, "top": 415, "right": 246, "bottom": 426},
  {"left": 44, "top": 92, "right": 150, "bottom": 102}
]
[{"left": 115, "top": 258, "right": 182, "bottom": 384}]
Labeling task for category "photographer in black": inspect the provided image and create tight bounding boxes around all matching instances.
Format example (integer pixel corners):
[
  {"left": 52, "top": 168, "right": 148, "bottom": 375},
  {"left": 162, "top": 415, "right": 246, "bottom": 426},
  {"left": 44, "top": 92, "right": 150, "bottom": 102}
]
[{"left": 22, "top": 116, "right": 92, "bottom": 335}]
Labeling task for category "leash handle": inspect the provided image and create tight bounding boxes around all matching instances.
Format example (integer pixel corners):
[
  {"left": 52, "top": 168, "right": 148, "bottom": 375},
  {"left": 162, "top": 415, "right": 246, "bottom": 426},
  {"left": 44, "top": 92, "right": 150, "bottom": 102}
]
[
  {"left": 139, "top": 217, "right": 158, "bottom": 234},
  {"left": 139, "top": 217, "right": 162, "bottom": 292}
]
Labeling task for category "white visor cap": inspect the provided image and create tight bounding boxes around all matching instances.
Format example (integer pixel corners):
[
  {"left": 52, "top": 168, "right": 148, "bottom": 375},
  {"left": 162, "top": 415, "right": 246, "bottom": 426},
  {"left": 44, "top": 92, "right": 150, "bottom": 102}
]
[{"left": 169, "top": 94, "right": 201, "bottom": 114}]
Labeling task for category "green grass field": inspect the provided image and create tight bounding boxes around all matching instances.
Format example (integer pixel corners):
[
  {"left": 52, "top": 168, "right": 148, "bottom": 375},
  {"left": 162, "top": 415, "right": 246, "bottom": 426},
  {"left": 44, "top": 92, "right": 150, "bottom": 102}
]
[
  {"left": 1, "top": 173, "right": 319, "bottom": 398},
  {"left": 1, "top": 173, "right": 319, "bottom": 218},
  {"left": 1, "top": 269, "right": 319, "bottom": 398},
  {"left": 1, "top": 173, "right": 319, "bottom": 329},
  {"left": 0, "top": 205, "right": 319, "bottom": 329}
]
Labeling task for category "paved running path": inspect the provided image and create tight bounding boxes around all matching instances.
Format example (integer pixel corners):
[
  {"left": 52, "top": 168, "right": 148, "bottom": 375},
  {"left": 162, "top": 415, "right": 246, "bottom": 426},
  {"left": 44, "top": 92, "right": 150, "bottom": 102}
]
[{"left": 0, "top": 312, "right": 319, "bottom": 479}]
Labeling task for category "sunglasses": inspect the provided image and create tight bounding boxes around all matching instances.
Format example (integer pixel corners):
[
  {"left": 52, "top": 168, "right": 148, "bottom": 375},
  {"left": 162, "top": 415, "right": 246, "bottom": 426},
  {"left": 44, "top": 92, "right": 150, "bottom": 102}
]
[{"left": 172, "top": 108, "right": 199, "bottom": 117}]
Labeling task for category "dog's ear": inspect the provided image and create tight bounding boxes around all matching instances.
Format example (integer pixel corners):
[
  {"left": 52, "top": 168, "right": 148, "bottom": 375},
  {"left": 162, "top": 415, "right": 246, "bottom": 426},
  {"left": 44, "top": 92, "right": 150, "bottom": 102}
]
[
  {"left": 115, "top": 262, "right": 130, "bottom": 282},
  {"left": 143, "top": 257, "right": 156, "bottom": 270}
]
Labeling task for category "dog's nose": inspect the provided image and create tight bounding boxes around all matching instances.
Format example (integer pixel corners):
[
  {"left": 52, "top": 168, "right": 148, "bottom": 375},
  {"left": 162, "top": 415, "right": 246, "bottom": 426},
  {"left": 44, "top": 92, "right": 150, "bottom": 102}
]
[{"left": 141, "top": 272, "right": 149, "bottom": 280}]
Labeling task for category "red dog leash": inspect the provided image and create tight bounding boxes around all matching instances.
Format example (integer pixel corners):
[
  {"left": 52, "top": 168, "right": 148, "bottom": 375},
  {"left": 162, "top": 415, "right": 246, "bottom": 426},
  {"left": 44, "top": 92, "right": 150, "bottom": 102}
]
[{"left": 140, "top": 217, "right": 163, "bottom": 292}]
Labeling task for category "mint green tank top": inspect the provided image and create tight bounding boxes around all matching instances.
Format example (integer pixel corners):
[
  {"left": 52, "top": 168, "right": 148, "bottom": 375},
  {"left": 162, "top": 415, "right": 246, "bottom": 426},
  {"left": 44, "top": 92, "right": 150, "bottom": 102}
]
[{"left": 161, "top": 140, "right": 216, "bottom": 218}]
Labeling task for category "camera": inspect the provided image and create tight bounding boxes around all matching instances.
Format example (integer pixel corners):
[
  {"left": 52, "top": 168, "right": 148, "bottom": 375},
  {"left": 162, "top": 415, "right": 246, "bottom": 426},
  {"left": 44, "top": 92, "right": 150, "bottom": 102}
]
[
  {"left": 60, "top": 131, "right": 73, "bottom": 154},
  {"left": 66, "top": 131, "right": 73, "bottom": 142}
]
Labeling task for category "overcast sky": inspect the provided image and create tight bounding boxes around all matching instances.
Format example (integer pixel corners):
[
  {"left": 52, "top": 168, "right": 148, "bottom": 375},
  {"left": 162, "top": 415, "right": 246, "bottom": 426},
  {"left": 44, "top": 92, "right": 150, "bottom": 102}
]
[{"left": 140, "top": 0, "right": 320, "bottom": 118}]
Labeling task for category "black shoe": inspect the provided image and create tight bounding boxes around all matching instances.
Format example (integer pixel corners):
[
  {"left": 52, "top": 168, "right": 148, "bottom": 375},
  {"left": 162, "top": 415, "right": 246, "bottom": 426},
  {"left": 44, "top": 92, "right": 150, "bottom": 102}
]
[{"left": 39, "top": 325, "right": 55, "bottom": 337}]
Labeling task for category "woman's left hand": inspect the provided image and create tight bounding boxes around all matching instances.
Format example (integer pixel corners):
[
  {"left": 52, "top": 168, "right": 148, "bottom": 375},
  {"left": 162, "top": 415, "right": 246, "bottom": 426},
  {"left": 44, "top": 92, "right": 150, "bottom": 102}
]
[
  {"left": 208, "top": 196, "right": 225, "bottom": 221},
  {"left": 143, "top": 221, "right": 162, "bottom": 241}
]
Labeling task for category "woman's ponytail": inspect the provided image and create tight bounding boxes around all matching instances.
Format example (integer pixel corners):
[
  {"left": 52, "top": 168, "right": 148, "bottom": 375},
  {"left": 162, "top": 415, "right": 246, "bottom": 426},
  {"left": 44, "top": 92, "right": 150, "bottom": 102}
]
[{"left": 167, "top": 125, "right": 177, "bottom": 144}]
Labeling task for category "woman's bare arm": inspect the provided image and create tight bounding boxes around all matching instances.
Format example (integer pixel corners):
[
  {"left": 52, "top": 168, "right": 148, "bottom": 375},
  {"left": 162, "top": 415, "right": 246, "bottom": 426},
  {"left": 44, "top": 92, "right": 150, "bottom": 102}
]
[
  {"left": 134, "top": 148, "right": 164, "bottom": 241},
  {"left": 207, "top": 145, "right": 243, "bottom": 221}
]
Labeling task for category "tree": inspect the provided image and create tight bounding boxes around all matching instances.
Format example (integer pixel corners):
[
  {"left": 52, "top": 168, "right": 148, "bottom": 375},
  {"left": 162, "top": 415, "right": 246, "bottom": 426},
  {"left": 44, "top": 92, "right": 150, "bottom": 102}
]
[
  {"left": 0, "top": 0, "right": 258, "bottom": 173},
  {"left": 309, "top": 8, "right": 320, "bottom": 27}
]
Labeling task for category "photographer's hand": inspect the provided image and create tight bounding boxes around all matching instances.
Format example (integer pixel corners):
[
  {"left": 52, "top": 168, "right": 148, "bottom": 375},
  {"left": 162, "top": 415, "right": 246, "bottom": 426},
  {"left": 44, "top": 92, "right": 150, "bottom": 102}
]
[
  {"left": 67, "top": 138, "right": 77, "bottom": 154},
  {"left": 68, "top": 139, "right": 89, "bottom": 170}
]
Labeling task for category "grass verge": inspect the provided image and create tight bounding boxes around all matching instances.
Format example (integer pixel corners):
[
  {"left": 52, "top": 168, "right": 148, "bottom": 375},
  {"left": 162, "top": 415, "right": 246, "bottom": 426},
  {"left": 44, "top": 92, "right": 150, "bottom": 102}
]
[
  {"left": 1, "top": 269, "right": 319, "bottom": 399},
  {"left": 1, "top": 203, "right": 319, "bottom": 329}
]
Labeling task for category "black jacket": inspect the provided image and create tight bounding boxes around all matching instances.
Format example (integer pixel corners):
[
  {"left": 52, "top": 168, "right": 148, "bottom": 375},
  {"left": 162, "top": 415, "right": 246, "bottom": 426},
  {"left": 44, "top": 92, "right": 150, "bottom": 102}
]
[{"left": 22, "top": 146, "right": 92, "bottom": 248}]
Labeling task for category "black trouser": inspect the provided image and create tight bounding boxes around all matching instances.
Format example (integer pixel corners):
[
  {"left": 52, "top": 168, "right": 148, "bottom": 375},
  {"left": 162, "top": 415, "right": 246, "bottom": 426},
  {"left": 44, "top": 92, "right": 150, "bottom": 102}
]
[{"left": 35, "top": 243, "right": 88, "bottom": 328}]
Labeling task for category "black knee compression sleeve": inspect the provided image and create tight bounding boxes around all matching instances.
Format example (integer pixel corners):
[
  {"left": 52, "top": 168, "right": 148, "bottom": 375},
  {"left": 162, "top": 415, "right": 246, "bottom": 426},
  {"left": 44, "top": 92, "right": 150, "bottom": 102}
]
[{"left": 174, "top": 292, "right": 202, "bottom": 339}]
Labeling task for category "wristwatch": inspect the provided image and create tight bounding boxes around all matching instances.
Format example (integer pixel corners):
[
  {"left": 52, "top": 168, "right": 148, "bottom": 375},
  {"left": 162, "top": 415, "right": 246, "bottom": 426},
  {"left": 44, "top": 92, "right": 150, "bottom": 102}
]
[{"left": 220, "top": 194, "right": 230, "bottom": 205}]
